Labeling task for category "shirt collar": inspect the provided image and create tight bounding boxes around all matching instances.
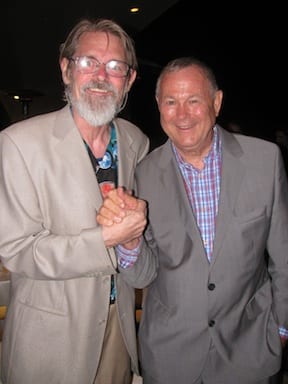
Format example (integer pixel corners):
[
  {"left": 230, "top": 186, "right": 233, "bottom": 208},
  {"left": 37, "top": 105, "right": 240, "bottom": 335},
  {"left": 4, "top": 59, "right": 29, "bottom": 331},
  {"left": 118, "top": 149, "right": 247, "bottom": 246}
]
[{"left": 172, "top": 125, "right": 221, "bottom": 167}]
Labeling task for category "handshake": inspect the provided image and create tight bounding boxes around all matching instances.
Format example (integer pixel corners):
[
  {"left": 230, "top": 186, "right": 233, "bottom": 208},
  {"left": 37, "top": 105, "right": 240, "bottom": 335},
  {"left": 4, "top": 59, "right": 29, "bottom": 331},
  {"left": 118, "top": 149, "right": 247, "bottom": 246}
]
[{"left": 97, "top": 187, "right": 147, "bottom": 249}]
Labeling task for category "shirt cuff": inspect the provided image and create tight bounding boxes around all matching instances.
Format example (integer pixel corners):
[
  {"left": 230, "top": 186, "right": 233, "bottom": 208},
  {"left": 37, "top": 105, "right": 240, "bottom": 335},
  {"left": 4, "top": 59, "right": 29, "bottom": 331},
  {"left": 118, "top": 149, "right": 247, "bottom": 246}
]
[{"left": 116, "top": 240, "right": 142, "bottom": 269}]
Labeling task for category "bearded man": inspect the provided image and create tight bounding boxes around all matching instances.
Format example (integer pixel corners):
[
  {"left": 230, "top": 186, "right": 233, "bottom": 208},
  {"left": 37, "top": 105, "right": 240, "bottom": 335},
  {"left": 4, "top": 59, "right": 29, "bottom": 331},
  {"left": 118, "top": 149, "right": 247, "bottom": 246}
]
[{"left": 0, "top": 18, "right": 149, "bottom": 384}]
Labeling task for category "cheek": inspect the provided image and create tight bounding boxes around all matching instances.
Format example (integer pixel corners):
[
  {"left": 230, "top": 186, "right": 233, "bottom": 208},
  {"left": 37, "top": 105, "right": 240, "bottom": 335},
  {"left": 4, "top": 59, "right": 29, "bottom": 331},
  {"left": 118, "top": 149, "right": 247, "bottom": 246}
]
[
  {"left": 160, "top": 107, "right": 175, "bottom": 120},
  {"left": 69, "top": 74, "right": 86, "bottom": 95},
  {"left": 194, "top": 107, "right": 203, "bottom": 117},
  {"left": 113, "top": 79, "right": 127, "bottom": 96},
  {"left": 188, "top": 104, "right": 207, "bottom": 118}
]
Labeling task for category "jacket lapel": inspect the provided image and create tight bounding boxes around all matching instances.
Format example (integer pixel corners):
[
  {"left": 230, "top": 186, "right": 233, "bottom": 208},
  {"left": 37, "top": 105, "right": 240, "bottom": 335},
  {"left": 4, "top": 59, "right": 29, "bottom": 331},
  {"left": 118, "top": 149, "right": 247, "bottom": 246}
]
[
  {"left": 52, "top": 106, "right": 103, "bottom": 209},
  {"left": 161, "top": 141, "right": 204, "bottom": 246},
  {"left": 115, "top": 119, "right": 135, "bottom": 188},
  {"left": 211, "top": 128, "right": 245, "bottom": 263}
]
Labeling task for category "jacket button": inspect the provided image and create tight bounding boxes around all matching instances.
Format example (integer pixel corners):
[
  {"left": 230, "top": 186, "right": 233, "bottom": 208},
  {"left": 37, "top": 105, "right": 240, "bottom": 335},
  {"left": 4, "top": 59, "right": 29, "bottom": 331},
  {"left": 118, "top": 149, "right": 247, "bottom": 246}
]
[
  {"left": 208, "top": 320, "right": 215, "bottom": 327},
  {"left": 208, "top": 283, "right": 215, "bottom": 290}
]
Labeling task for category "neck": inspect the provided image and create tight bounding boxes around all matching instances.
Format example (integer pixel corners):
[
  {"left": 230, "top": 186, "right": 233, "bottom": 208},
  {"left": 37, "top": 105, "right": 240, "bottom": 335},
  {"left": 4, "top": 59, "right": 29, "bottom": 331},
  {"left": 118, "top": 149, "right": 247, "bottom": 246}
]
[
  {"left": 178, "top": 133, "right": 214, "bottom": 170},
  {"left": 74, "top": 113, "right": 111, "bottom": 159}
]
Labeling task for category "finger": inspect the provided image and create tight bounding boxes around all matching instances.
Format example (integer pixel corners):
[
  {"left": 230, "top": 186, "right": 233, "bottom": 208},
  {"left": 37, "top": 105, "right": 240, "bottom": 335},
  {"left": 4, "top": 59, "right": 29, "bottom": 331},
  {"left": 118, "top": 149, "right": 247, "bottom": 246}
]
[
  {"left": 137, "top": 199, "right": 147, "bottom": 212},
  {"left": 96, "top": 214, "right": 113, "bottom": 226},
  {"left": 123, "top": 193, "right": 139, "bottom": 210},
  {"left": 102, "top": 197, "right": 126, "bottom": 219},
  {"left": 106, "top": 187, "right": 125, "bottom": 208}
]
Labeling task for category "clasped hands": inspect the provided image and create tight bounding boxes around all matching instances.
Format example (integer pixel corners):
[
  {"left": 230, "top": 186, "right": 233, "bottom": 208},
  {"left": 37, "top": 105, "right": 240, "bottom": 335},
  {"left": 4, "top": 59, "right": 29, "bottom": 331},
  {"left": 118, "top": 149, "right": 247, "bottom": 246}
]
[{"left": 97, "top": 187, "right": 147, "bottom": 249}]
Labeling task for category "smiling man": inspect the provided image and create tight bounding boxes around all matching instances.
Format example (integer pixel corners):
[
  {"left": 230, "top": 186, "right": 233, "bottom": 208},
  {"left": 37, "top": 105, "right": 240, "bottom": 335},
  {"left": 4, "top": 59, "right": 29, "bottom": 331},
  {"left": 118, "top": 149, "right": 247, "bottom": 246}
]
[
  {"left": 97, "top": 56, "right": 288, "bottom": 384},
  {"left": 0, "top": 18, "right": 149, "bottom": 384}
]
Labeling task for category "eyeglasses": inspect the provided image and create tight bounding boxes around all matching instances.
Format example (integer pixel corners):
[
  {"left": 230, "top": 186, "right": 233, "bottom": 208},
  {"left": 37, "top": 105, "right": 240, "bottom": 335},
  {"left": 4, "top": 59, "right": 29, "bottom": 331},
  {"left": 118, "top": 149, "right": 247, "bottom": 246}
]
[{"left": 69, "top": 56, "right": 131, "bottom": 78}]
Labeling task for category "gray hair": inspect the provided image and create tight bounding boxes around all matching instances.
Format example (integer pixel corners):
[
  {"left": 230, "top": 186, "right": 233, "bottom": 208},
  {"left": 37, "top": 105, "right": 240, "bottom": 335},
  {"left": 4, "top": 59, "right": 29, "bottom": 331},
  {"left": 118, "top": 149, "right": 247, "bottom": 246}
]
[
  {"left": 155, "top": 56, "right": 219, "bottom": 98},
  {"left": 59, "top": 18, "right": 138, "bottom": 72}
]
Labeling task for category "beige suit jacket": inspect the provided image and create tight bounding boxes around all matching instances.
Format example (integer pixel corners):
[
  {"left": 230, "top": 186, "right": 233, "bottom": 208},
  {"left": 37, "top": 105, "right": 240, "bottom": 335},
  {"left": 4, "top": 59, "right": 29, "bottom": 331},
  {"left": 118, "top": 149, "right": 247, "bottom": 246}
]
[{"left": 0, "top": 105, "right": 149, "bottom": 384}]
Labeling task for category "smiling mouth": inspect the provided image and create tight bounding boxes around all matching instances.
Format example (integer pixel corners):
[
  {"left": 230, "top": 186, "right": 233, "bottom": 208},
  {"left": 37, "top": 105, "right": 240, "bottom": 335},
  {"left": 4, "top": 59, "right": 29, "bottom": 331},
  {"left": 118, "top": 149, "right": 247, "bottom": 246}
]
[
  {"left": 88, "top": 87, "right": 108, "bottom": 93},
  {"left": 177, "top": 125, "right": 192, "bottom": 130}
]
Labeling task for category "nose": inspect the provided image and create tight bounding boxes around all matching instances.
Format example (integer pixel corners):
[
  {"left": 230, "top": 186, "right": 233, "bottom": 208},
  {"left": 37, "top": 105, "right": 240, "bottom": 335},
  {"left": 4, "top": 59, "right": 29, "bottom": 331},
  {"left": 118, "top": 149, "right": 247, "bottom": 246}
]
[
  {"left": 92, "top": 63, "right": 108, "bottom": 80},
  {"left": 176, "top": 103, "right": 189, "bottom": 118}
]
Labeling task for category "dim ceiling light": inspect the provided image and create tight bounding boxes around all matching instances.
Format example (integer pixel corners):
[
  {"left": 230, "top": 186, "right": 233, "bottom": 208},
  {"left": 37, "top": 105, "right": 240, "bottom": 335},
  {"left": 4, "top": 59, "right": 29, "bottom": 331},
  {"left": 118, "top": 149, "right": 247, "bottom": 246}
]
[{"left": 130, "top": 7, "right": 140, "bottom": 13}]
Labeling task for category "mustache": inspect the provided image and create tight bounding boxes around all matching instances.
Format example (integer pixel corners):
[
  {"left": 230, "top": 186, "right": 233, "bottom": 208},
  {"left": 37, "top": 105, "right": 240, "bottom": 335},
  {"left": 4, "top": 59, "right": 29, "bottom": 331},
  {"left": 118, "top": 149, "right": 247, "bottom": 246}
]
[{"left": 82, "top": 80, "right": 116, "bottom": 93}]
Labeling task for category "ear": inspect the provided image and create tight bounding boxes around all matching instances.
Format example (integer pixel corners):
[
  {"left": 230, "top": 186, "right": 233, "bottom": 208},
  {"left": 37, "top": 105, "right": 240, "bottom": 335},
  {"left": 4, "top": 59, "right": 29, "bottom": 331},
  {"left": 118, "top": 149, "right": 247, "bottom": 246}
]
[
  {"left": 60, "top": 58, "right": 71, "bottom": 85},
  {"left": 126, "top": 69, "right": 137, "bottom": 92},
  {"left": 155, "top": 95, "right": 159, "bottom": 109},
  {"left": 214, "top": 90, "right": 223, "bottom": 117}
]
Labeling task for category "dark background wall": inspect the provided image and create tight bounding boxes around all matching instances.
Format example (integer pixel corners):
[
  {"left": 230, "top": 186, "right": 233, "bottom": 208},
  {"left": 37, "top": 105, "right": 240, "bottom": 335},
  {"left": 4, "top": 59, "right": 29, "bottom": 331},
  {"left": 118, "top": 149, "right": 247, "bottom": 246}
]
[
  {"left": 1, "top": 0, "right": 287, "bottom": 148},
  {"left": 131, "top": 0, "right": 287, "bottom": 145}
]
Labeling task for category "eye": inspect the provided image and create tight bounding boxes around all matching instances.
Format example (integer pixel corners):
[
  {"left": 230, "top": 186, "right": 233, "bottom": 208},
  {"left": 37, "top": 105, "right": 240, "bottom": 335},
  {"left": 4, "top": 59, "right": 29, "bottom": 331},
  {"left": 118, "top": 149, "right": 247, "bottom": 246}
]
[
  {"left": 188, "top": 97, "right": 199, "bottom": 105},
  {"left": 108, "top": 61, "right": 121, "bottom": 71},
  {"left": 165, "top": 99, "right": 176, "bottom": 106},
  {"left": 107, "top": 60, "right": 127, "bottom": 74},
  {"left": 79, "top": 57, "right": 93, "bottom": 69}
]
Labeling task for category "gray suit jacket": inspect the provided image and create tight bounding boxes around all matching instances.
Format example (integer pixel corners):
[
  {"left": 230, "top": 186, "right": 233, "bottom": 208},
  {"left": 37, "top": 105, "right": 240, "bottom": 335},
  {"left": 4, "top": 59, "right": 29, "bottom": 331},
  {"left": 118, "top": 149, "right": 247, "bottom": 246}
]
[
  {"left": 0, "top": 105, "right": 149, "bottom": 384},
  {"left": 122, "top": 126, "right": 288, "bottom": 384}
]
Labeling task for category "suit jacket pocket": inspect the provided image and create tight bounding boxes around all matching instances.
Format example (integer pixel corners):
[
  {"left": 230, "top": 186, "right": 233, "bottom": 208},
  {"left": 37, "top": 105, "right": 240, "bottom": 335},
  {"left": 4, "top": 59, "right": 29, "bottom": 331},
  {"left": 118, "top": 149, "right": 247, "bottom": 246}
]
[
  {"left": 17, "top": 278, "right": 67, "bottom": 315},
  {"left": 234, "top": 206, "right": 266, "bottom": 225},
  {"left": 245, "top": 279, "right": 273, "bottom": 319}
]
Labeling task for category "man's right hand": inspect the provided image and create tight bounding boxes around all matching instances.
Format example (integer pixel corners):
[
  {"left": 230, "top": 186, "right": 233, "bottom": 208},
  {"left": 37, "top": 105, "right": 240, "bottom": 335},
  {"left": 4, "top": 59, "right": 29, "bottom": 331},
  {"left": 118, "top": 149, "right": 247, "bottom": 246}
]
[{"left": 97, "top": 187, "right": 147, "bottom": 248}]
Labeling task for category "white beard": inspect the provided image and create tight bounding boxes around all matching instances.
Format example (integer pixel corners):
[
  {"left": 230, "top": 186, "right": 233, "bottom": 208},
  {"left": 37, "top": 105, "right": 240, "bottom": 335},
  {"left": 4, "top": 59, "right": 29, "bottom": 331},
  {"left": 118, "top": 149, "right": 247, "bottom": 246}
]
[{"left": 67, "top": 81, "right": 120, "bottom": 126}]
